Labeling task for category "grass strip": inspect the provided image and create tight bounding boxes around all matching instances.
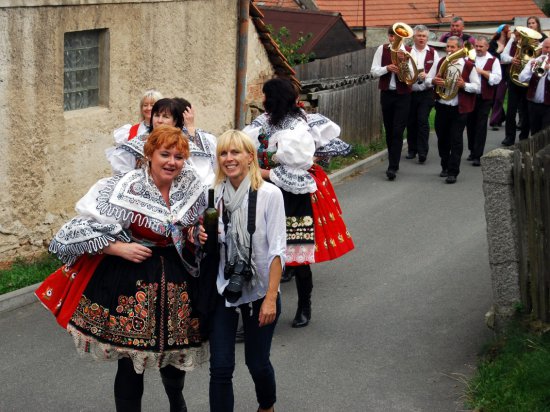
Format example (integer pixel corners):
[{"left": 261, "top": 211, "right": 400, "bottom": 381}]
[{"left": 0, "top": 254, "right": 60, "bottom": 295}]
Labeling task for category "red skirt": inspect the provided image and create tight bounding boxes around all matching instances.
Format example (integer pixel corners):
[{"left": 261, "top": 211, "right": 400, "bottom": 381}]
[
  {"left": 309, "top": 164, "right": 354, "bottom": 263},
  {"left": 35, "top": 254, "right": 103, "bottom": 329}
]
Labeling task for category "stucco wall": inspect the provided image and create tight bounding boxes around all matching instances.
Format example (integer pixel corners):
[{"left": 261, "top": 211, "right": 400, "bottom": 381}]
[{"left": 0, "top": 0, "right": 273, "bottom": 261}]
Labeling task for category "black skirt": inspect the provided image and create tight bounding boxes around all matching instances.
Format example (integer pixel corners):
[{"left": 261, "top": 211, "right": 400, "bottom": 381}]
[{"left": 67, "top": 246, "right": 207, "bottom": 373}]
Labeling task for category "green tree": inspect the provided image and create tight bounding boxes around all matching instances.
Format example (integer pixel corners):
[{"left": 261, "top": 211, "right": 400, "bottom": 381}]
[{"left": 267, "top": 25, "right": 315, "bottom": 66}]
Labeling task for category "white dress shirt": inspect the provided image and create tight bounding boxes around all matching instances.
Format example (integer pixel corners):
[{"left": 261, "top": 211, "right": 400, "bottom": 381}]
[
  {"left": 426, "top": 57, "right": 481, "bottom": 106},
  {"left": 409, "top": 45, "right": 441, "bottom": 92},
  {"left": 475, "top": 53, "right": 502, "bottom": 94},
  {"left": 519, "top": 55, "right": 550, "bottom": 103},
  {"left": 370, "top": 43, "right": 411, "bottom": 90}
]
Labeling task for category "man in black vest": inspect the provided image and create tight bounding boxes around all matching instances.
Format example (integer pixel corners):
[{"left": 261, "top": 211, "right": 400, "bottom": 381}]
[
  {"left": 428, "top": 36, "right": 480, "bottom": 183},
  {"left": 466, "top": 36, "right": 502, "bottom": 166},
  {"left": 519, "top": 37, "right": 550, "bottom": 134},
  {"left": 405, "top": 25, "right": 440, "bottom": 163},
  {"left": 370, "top": 26, "right": 412, "bottom": 181}
]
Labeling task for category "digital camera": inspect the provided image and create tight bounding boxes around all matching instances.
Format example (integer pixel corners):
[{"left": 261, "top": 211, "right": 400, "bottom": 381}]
[{"left": 223, "top": 260, "right": 253, "bottom": 303}]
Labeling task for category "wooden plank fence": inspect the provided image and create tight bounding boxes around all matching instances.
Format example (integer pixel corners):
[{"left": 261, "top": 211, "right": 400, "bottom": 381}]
[
  {"left": 295, "top": 48, "right": 382, "bottom": 145},
  {"left": 513, "top": 131, "right": 550, "bottom": 322}
]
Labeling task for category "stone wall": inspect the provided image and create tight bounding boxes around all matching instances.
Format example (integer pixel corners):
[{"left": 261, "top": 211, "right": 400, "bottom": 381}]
[{"left": 0, "top": 0, "right": 274, "bottom": 262}]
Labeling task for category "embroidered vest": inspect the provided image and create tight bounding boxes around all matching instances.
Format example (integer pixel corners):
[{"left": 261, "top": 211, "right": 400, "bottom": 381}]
[
  {"left": 480, "top": 57, "right": 497, "bottom": 100},
  {"left": 378, "top": 45, "right": 412, "bottom": 94},
  {"left": 527, "top": 73, "right": 550, "bottom": 104}
]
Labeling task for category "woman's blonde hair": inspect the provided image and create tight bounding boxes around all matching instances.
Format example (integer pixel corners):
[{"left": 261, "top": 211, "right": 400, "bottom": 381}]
[
  {"left": 139, "top": 89, "right": 163, "bottom": 121},
  {"left": 215, "top": 129, "right": 263, "bottom": 190}
]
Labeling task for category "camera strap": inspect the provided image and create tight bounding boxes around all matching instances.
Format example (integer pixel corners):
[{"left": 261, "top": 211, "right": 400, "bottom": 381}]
[{"left": 222, "top": 188, "right": 257, "bottom": 267}]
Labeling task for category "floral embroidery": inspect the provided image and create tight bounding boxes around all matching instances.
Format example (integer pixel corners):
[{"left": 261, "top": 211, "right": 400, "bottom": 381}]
[{"left": 286, "top": 215, "right": 314, "bottom": 244}]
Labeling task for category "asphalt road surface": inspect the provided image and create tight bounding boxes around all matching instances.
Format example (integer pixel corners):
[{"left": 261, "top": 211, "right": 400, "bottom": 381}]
[{"left": 0, "top": 128, "right": 504, "bottom": 411}]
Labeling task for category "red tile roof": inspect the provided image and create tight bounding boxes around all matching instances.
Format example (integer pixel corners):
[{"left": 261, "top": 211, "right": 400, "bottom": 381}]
[
  {"left": 255, "top": 0, "right": 301, "bottom": 9},
  {"left": 306, "top": 0, "right": 545, "bottom": 28}
]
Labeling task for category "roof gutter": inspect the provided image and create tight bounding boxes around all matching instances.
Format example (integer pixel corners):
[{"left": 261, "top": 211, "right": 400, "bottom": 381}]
[{"left": 235, "top": 0, "right": 249, "bottom": 129}]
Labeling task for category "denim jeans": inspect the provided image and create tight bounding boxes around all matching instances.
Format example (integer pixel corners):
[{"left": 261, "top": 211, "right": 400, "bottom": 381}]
[{"left": 209, "top": 293, "right": 281, "bottom": 412}]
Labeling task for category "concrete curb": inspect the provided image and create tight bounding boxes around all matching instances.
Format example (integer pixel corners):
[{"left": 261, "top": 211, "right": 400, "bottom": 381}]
[{"left": 0, "top": 147, "right": 389, "bottom": 315}]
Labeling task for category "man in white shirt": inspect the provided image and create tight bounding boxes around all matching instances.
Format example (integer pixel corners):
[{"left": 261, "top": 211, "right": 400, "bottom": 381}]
[
  {"left": 405, "top": 25, "right": 441, "bottom": 163},
  {"left": 428, "top": 36, "right": 481, "bottom": 183},
  {"left": 466, "top": 36, "right": 502, "bottom": 166},
  {"left": 518, "top": 37, "right": 550, "bottom": 135},
  {"left": 370, "top": 26, "right": 412, "bottom": 181}
]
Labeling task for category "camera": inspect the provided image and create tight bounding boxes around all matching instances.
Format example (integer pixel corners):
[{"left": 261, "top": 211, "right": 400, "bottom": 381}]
[{"left": 223, "top": 260, "right": 253, "bottom": 303}]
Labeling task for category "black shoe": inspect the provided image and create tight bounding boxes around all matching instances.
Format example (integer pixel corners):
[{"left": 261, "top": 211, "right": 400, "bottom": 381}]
[
  {"left": 280, "top": 268, "right": 294, "bottom": 283},
  {"left": 445, "top": 175, "right": 457, "bottom": 184},
  {"left": 501, "top": 139, "right": 514, "bottom": 147},
  {"left": 386, "top": 169, "right": 397, "bottom": 181},
  {"left": 292, "top": 306, "right": 311, "bottom": 328},
  {"left": 439, "top": 169, "right": 448, "bottom": 178},
  {"left": 466, "top": 154, "right": 474, "bottom": 161},
  {"left": 472, "top": 159, "right": 481, "bottom": 167},
  {"left": 491, "top": 126, "right": 499, "bottom": 131},
  {"left": 405, "top": 152, "right": 416, "bottom": 159},
  {"left": 418, "top": 154, "right": 426, "bottom": 164}
]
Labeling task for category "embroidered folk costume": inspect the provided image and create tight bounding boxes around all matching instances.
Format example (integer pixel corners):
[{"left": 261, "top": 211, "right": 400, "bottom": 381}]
[
  {"left": 36, "top": 166, "right": 208, "bottom": 373},
  {"left": 243, "top": 111, "right": 354, "bottom": 266}
]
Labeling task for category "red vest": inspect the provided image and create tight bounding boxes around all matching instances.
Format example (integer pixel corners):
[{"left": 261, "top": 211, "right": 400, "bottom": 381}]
[
  {"left": 128, "top": 123, "right": 140, "bottom": 141},
  {"left": 405, "top": 45, "right": 436, "bottom": 73},
  {"left": 378, "top": 45, "right": 412, "bottom": 94},
  {"left": 480, "top": 57, "right": 497, "bottom": 100},
  {"left": 435, "top": 58, "right": 476, "bottom": 114},
  {"left": 527, "top": 72, "right": 550, "bottom": 105}
]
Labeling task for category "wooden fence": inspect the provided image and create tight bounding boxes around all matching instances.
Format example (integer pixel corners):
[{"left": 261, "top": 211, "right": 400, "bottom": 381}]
[
  {"left": 513, "top": 131, "right": 550, "bottom": 322},
  {"left": 295, "top": 48, "right": 382, "bottom": 145}
]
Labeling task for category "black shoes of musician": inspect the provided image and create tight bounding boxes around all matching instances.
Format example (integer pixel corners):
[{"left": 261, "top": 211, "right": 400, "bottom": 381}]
[
  {"left": 439, "top": 169, "right": 448, "bottom": 178},
  {"left": 405, "top": 152, "right": 416, "bottom": 159},
  {"left": 501, "top": 139, "right": 514, "bottom": 147},
  {"left": 445, "top": 175, "right": 457, "bottom": 184},
  {"left": 386, "top": 168, "right": 397, "bottom": 181},
  {"left": 418, "top": 154, "right": 427, "bottom": 164},
  {"left": 472, "top": 158, "right": 481, "bottom": 167},
  {"left": 466, "top": 154, "right": 474, "bottom": 161}
]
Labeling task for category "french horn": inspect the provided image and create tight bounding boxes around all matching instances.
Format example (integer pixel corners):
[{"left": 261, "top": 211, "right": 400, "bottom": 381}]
[{"left": 390, "top": 22, "right": 419, "bottom": 86}]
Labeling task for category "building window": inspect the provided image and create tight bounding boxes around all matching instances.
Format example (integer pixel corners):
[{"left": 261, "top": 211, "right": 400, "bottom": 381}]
[{"left": 64, "top": 29, "right": 109, "bottom": 111}]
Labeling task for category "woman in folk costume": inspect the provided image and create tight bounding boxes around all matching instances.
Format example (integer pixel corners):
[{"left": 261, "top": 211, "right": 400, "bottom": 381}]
[
  {"left": 243, "top": 77, "right": 354, "bottom": 328},
  {"left": 109, "top": 97, "right": 217, "bottom": 187},
  {"left": 36, "top": 126, "right": 208, "bottom": 411},
  {"left": 105, "top": 89, "right": 163, "bottom": 171}
]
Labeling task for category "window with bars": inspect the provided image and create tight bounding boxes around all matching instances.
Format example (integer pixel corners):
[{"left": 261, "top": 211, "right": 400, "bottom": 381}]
[{"left": 64, "top": 29, "right": 108, "bottom": 111}]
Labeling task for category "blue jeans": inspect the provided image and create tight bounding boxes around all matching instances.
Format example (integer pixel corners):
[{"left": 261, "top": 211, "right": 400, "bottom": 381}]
[{"left": 209, "top": 294, "right": 281, "bottom": 412}]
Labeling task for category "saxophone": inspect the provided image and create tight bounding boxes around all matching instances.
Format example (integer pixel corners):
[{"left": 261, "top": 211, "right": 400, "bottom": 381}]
[
  {"left": 510, "top": 26, "right": 542, "bottom": 87},
  {"left": 435, "top": 42, "right": 475, "bottom": 100},
  {"left": 390, "top": 22, "right": 419, "bottom": 85}
]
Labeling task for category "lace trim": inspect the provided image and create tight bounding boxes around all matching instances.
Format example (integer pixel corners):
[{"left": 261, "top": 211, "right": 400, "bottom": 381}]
[
  {"left": 286, "top": 244, "right": 315, "bottom": 265},
  {"left": 120, "top": 133, "right": 148, "bottom": 159},
  {"left": 307, "top": 113, "right": 330, "bottom": 128},
  {"left": 270, "top": 166, "right": 316, "bottom": 194},
  {"left": 315, "top": 138, "right": 352, "bottom": 157},
  {"left": 67, "top": 324, "right": 208, "bottom": 374}
]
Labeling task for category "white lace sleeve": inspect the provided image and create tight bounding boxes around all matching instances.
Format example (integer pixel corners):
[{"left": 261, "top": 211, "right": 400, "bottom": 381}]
[
  {"left": 49, "top": 177, "right": 131, "bottom": 265},
  {"left": 307, "top": 113, "right": 351, "bottom": 158}
]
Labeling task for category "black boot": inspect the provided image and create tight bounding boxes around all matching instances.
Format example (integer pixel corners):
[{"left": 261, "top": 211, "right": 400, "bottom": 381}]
[
  {"left": 115, "top": 397, "right": 142, "bottom": 412},
  {"left": 292, "top": 266, "right": 312, "bottom": 328},
  {"left": 160, "top": 368, "right": 188, "bottom": 412}
]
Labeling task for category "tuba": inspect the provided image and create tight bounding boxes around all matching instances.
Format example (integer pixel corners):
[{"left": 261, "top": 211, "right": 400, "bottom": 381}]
[
  {"left": 435, "top": 42, "right": 475, "bottom": 100},
  {"left": 510, "top": 26, "right": 542, "bottom": 87},
  {"left": 390, "top": 22, "right": 419, "bottom": 85}
]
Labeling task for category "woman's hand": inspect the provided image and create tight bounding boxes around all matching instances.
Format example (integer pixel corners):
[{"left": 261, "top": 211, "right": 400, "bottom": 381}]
[
  {"left": 259, "top": 295, "right": 277, "bottom": 327},
  {"left": 183, "top": 106, "right": 196, "bottom": 137},
  {"left": 188, "top": 224, "right": 207, "bottom": 245},
  {"left": 103, "top": 242, "right": 152, "bottom": 263}
]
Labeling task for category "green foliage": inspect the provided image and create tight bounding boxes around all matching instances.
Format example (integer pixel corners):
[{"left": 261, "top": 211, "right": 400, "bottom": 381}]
[
  {"left": 0, "top": 254, "right": 60, "bottom": 295},
  {"left": 266, "top": 24, "right": 315, "bottom": 66},
  {"left": 324, "top": 140, "right": 386, "bottom": 173},
  {"left": 465, "top": 319, "right": 550, "bottom": 412},
  {"left": 543, "top": 1, "right": 550, "bottom": 17}
]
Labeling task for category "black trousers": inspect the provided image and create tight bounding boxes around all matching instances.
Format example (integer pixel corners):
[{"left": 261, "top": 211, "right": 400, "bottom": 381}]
[
  {"left": 528, "top": 101, "right": 550, "bottom": 135},
  {"left": 504, "top": 81, "right": 530, "bottom": 142},
  {"left": 406, "top": 89, "right": 434, "bottom": 156},
  {"left": 381, "top": 90, "right": 411, "bottom": 170},
  {"left": 466, "top": 96, "right": 493, "bottom": 160},
  {"left": 435, "top": 102, "right": 468, "bottom": 177}
]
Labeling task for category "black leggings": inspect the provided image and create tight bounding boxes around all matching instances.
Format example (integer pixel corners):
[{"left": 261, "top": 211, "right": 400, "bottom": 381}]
[{"left": 114, "top": 358, "right": 186, "bottom": 400}]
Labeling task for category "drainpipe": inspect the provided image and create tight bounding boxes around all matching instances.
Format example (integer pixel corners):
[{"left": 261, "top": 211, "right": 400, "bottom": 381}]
[{"left": 235, "top": 0, "right": 249, "bottom": 129}]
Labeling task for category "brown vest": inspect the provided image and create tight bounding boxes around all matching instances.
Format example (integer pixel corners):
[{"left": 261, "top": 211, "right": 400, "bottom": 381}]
[
  {"left": 527, "top": 71, "right": 550, "bottom": 105},
  {"left": 405, "top": 45, "right": 436, "bottom": 73},
  {"left": 378, "top": 45, "right": 412, "bottom": 94},
  {"left": 480, "top": 57, "right": 497, "bottom": 100},
  {"left": 435, "top": 58, "right": 476, "bottom": 114}
]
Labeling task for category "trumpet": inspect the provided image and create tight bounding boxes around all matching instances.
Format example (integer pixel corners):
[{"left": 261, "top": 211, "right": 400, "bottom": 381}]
[
  {"left": 390, "top": 22, "right": 419, "bottom": 85},
  {"left": 532, "top": 54, "right": 549, "bottom": 77}
]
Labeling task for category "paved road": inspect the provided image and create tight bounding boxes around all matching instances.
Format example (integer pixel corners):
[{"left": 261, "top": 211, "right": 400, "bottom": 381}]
[{"left": 0, "top": 128, "right": 503, "bottom": 411}]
